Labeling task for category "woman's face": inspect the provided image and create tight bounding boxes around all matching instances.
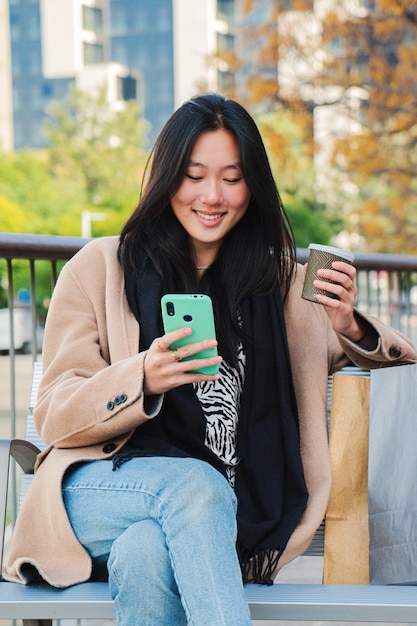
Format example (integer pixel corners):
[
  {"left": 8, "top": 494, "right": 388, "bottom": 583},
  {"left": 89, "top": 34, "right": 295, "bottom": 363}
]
[{"left": 170, "top": 129, "right": 251, "bottom": 264}]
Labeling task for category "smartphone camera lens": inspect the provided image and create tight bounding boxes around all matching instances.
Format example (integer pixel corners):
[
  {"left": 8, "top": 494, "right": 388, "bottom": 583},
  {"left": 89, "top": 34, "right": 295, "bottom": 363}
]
[{"left": 166, "top": 301, "right": 175, "bottom": 316}]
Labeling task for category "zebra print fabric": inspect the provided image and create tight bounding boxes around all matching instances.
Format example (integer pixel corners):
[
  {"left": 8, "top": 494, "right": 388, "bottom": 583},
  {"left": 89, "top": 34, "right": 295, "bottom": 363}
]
[{"left": 194, "top": 343, "right": 246, "bottom": 487}]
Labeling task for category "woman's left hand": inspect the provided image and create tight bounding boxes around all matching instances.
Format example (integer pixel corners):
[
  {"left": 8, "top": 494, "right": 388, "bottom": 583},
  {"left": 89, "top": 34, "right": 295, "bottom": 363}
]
[{"left": 312, "top": 261, "right": 365, "bottom": 341}]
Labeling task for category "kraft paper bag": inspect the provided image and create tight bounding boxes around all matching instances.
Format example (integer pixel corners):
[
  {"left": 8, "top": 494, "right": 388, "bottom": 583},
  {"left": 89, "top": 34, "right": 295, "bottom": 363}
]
[
  {"left": 323, "top": 371, "right": 370, "bottom": 584},
  {"left": 369, "top": 364, "right": 417, "bottom": 585}
]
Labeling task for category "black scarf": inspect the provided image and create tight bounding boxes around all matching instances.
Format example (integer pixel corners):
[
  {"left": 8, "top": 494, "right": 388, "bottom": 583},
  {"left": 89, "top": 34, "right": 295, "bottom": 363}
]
[{"left": 119, "top": 259, "right": 308, "bottom": 585}]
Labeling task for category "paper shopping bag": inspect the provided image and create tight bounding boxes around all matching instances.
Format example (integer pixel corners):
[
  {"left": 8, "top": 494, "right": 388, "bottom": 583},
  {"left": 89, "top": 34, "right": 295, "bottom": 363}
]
[
  {"left": 324, "top": 365, "right": 417, "bottom": 585},
  {"left": 368, "top": 364, "right": 417, "bottom": 585},
  {"left": 323, "top": 371, "right": 370, "bottom": 584}
]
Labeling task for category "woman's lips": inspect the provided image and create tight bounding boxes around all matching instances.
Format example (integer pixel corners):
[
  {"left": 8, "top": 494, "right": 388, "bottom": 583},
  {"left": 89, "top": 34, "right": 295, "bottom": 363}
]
[{"left": 194, "top": 210, "right": 225, "bottom": 224}]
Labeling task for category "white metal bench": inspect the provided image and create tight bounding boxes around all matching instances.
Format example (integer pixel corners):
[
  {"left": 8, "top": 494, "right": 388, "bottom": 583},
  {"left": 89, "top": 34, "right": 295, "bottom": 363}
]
[{"left": 1, "top": 362, "right": 417, "bottom": 624}]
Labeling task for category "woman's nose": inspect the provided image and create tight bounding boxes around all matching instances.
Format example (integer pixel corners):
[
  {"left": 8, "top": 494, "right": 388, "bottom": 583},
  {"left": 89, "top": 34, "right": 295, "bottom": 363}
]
[{"left": 200, "top": 180, "right": 223, "bottom": 205}]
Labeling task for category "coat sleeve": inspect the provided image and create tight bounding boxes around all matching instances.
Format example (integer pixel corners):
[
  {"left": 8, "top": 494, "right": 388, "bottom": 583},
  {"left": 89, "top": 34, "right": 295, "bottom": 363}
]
[
  {"left": 336, "top": 310, "right": 417, "bottom": 369},
  {"left": 34, "top": 239, "right": 162, "bottom": 449}
]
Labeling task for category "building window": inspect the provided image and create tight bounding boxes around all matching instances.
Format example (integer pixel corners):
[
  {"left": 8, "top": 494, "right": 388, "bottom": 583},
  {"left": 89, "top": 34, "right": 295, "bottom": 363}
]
[
  {"left": 117, "top": 75, "right": 137, "bottom": 101},
  {"left": 111, "top": 5, "right": 128, "bottom": 33},
  {"left": 12, "top": 88, "right": 21, "bottom": 109},
  {"left": 27, "top": 14, "right": 41, "bottom": 39},
  {"left": 217, "top": 0, "right": 234, "bottom": 22},
  {"left": 82, "top": 5, "right": 103, "bottom": 33},
  {"left": 14, "top": 124, "right": 24, "bottom": 148},
  {"left": 84, "top": 42, "right": 104, "bottom": 64},
  {"left": 42, "top": 83, "right": 53, "bottom": 98},
  {"left": 12, "top": 56, "right": 21, "bottom": 76},
  {"left": 10, "top": 15, "right": 21, "bottom": 39},
  {"left": 154, "top": 42, "right": 171, "bottom": 65},
  {"left": 132, "top": 8, "right": 149, "bottom": 32},
  {"left": 132, "top": 46, "right": 147, "bottom": 66},
  {"left": 155, "top": 6, "right": 171, "bottom": 30},
  {"left": 112, "top": 42, "right": 128, "bottom": 65},
  {"left": 217, "top": 70, "right": 234, "bottom": 92},
  {"left": 29, "top": 52, "right": 42, "bottom": 75},
  {"left": 217, "top": 32, "right": 234, "bottom": 52},
  {"left": 30, "top": 84, "right": 42, "bottom": 109}
]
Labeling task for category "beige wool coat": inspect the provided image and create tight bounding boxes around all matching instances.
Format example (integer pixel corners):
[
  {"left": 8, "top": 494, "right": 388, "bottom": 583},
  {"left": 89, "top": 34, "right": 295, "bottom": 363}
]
[{"left": 5, "top": 236, "right": 417, "bottom": 587}]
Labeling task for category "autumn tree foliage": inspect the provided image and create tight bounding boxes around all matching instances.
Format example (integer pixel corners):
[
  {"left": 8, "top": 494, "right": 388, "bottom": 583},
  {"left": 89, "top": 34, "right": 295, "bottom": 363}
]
[{"left": 232, "top": 0, "right": 417, "bottom": 254}]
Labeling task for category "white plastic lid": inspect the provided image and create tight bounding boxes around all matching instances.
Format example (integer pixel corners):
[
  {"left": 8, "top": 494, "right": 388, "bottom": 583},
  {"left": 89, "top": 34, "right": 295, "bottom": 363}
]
[{"left": 308, "top": 243, "right": 354, "bottom": 263}]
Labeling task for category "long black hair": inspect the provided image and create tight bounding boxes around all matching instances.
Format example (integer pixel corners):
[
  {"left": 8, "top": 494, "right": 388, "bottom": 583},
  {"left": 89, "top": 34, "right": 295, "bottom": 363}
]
[{"left": 119, "top": 93, "right": 296, "bottom": 365}]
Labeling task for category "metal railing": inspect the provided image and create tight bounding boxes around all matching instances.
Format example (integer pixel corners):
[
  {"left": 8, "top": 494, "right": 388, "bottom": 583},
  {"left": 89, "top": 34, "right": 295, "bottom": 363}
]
[{"left": 1, "top": 232, "right": 417, "bottom": 524}]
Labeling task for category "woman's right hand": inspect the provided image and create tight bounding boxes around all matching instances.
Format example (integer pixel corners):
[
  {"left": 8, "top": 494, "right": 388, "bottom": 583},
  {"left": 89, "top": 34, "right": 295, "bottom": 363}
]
[{"left": 143, "top": 327, "right": 222, "bottom": 395}]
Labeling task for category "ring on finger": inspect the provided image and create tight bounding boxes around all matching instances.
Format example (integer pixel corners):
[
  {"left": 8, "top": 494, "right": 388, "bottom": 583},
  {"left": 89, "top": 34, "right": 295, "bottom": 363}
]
[
  {"left": 171, "top": 349, "right": 181, "bottom": 361},
  {"left": 346, "top": 282, "right": 355, "bottom": 292}
]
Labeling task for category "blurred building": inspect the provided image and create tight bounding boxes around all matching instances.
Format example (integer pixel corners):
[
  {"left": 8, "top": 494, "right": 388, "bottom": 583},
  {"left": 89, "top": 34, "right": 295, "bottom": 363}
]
[{"left": 0, "top": 0, "right": 236, "bottom": 151}]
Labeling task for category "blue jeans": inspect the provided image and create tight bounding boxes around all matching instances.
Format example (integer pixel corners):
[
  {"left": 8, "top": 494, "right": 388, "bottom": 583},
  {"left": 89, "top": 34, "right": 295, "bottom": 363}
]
[{"left": 62, "top": 456, "right": 253, "bottom": 625}]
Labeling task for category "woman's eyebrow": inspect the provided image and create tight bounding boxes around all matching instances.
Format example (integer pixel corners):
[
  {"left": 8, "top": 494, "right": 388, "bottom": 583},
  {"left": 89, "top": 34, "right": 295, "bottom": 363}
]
[{"left": 188, "top": 159, "right": 242, "bottom": 170}]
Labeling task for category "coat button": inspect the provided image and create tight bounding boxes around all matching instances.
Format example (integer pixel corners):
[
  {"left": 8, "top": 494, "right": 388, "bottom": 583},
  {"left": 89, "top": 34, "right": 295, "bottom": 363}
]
[
  {"left": 106, "top": 401, "right": 114, "bottom": 410},
  {"left": 103, "top": 443, "right": 116, "bottom": 454},
  {"left": 389, "top": 345, "right": 402, "bottom": 358}
]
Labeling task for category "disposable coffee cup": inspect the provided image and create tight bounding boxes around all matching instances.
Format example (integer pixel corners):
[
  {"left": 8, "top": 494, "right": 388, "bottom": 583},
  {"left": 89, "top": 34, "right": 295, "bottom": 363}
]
[{"left": 302, "top": 243, "right": 355, "bottom": 303}]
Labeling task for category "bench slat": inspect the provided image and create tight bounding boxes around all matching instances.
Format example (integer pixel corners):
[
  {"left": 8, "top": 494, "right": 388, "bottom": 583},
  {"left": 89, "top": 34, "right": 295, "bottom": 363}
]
[
  {"left": 246, "top": 583, "right": 417, "bottom": 622},
  {"left": 29, "top": 361, "right": 42, "bottom": 413},
  {"left": 24, "top": 414, "right": 48, "bottom": 452},
  {"left": 1, "top": 580, "right": 417, "bottom": 622}
]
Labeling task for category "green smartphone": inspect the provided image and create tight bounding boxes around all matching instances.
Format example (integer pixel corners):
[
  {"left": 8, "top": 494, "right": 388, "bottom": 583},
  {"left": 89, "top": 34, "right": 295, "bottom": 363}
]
[{"left": 160, "top": 294, "right": 219, "bottom": 375}]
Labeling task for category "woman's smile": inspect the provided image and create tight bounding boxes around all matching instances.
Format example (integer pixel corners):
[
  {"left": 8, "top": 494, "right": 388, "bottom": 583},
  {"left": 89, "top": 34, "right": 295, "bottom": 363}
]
[{"left": 193, "top": 209, "right": 227, "bottom": 225}]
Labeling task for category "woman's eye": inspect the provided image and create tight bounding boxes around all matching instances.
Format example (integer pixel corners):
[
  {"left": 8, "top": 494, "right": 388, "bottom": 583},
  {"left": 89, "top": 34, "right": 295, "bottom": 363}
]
[{"left": 185, "top": 173, "right": 243, "bottom": 183}]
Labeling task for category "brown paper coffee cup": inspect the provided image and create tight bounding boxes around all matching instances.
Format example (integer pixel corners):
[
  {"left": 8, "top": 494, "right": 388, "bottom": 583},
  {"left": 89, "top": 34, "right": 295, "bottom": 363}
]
[{"left": 302, "top": 244, "right": 355, "bottom": 303}]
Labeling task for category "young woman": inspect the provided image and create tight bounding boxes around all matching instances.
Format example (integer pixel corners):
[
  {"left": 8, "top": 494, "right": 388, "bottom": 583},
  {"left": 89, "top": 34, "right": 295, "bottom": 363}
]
[{"left": 5, "top": 93, "right": 417, "bottom": 625}]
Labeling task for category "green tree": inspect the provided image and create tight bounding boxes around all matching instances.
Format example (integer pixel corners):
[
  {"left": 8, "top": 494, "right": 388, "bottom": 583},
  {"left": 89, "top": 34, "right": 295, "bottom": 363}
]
[
  {"left": 43, "top": 85, "right": 149, "bottom": 236},
  {"left": 0, "top": 195, "right": 27, "bottom": 232},
  {"left": 0, "top": 87, "right": 149, "bottom": 306},
  {"left": 256, "top": 106, "right": 339, "bottom": 247},
  {"left": 0, "top": 150, "right": 68, "bottom": 233}
]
